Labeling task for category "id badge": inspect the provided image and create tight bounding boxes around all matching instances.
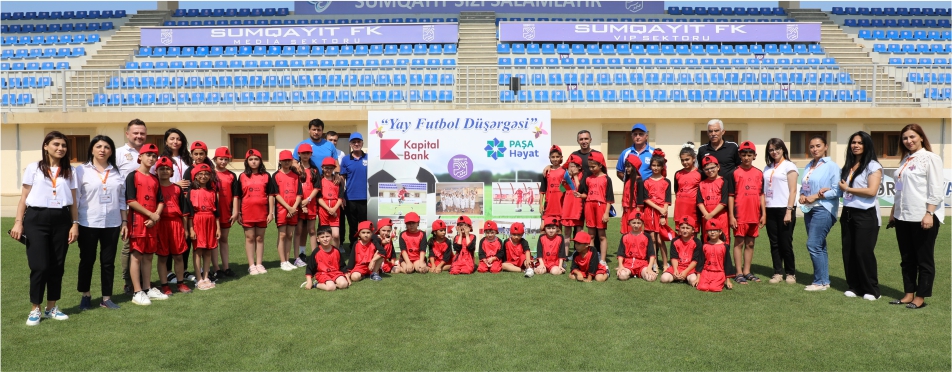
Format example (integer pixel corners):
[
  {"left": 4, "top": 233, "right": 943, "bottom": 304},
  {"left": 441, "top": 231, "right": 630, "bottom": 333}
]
[
  {"left": 765, "top": 188, "right": 774, "bottom": 198},
  {"left": 843, "top": 192, "right": 853, "bottom": 201},
  {"left": 47, "top": 199, "right": 63, "bottom": 208},
  {"left": 801, "top": 183, "right": 811, "bottom": 194},
  {"left": 100, "top": 192, "right": 113, "bottom": 204},
  {"left": 894, "top": 181, "right": 903, "bottom": 192}
]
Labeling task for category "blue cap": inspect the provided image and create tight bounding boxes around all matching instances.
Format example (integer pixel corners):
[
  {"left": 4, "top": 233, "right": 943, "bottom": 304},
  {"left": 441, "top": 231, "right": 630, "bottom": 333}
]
[
  {"left": 631, "top": 123, "right": 648, "bottom": 132},
  {"left": 349, "top": 132, "right": 364, "bottom": 142}
]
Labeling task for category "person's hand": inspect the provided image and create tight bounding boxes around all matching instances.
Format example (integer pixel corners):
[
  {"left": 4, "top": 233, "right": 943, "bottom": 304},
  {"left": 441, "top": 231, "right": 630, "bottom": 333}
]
[
  {"left": 176, "top": 179, "right": 190, "bottom": 189},
  {"left": 784, "top": 209, "right": 792, "bottom": 225},
  {"left": 725, "top": 280, "right": 733, "bottom": 290},
  {"left": 9, "top": 221, "right": 23, "bottom": 241},
  {"left": 144, "top": 219, "right": 154, "bottom": 228},
  {"left": 230, "top": 213, "right": 238, "bottom": 224},
  {"left": 573, "top": 191, "right": 581, "bottom": 198},
  {"left": 305, "top": 281, "right": 313, "bottom": 290},
  {"left": 190, "top": 228, "right": 197, "bottom": 240},
  {"left": 267, "top": 213, "right": 274, "bottom": 223},
  {"left": 798, "top": 195, "right": 808, "bottom": 205},
  {"left": 334, "top": 174, "right": 344, "bottom": 185},
  {"left": 120, "top": 224, "right": 128, "bottom": 241},
  {"left": 759, "top": 215, "right": 767, "bottom": 229},
  {"left": 922, "top": 213, "right": 935, "bottom": 230},
  {"left": 729, "top": 216, "right": 738, "bottom": 230},
  {"left": 68, "top": 224, "right": 79, "bottom": 244},
  {"left": 888, "top": 214, "right": 896, "bottom": 225},
  {"left": 838, "top": 179, "right": 849, "bottom": 192},
  {"left": 237, "top": 213, "right": 243, "bottom": 225},
  {"left": 301, "top": 206, "right": 308, "bottom": 215},
  {"left": 149, "top": 212, "right": 161, "bottom": 223},
  {"left": 215, "top": 229, "right": 221, "bottom": 240},
  {"left": 602, "top": 212, "right": 609, "bottom": 223}
]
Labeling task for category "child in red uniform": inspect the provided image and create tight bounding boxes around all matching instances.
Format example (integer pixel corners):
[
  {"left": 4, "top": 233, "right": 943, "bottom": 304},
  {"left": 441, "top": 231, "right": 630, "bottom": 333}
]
[
  {"left": 540, "top": 145, "right": 564, "bottom": 222},
  {"left": 178, "top": 141, "right": 216, "bottom": 282},
  {"left": 569, "top": 231, "right": 609, "bottom": 282},
  {"left": 616, "top": 212, "right": 658, "bottom": 281},
  {"left": 583, "top": 151, "right": 614, "bottom": 266},
  {"left": 155, "top": 157, "right": 190, "bottom": 295},
  {"left": 304, "top": 226, "right": 350, "bottom": 291},
  {"left": 237, "top": 149, "right": 276, "bottom": 275},
  {"left": 397, "top": 186, "right": 407, "bottom": 205},
  {"left": 347, "top": 221, "right": 384, "bottom": 282},
  {"left": 640, "top": 149, "right": 672, "bottom": 271},
  {"left": 513, "top": 187, "right": 524, "bottom": 211},
  {"left": 374, "top": 218, "right": 402, "bottom": 276},
  {"left": 501, "top": 222, "right": 533, "bottom": 273},
  {"left": 621, "top": 154, "right": 644, "bottom": 235},
  {"left": 125, "top": 144, "right": 166, "bottom": 305},
  {"left": 213, "top": 147, "right": 239, "bottom": 279},
  {"left": 274, "top": 150, "right": 303, "bottom": 271},
  {"left": 294, "top": 143, "right": 320, "bottom": 266},
  {"left": 524, "top": 185, "right": 535, "bottom": 213},
  {"left": 695, "top": 220, "right": 734, "bottom": 292},
  {"left": 729, "top": 141, "right": 767, "bottom": 284},
  {"left": 674, "top": 142, "right": 701, "bottom": 232},
  {"left": 427, "top": 219, "right": 453, "bottom": 273},
  {"left": 186, "top": 164, "right": 220, "bottom": 290},
  {"left": 660, "top": 218, "right": 702, "bottom": 286},
  {"left": 477, "top": 220, "right": 505, "bottom": 273},
  {"left": 449, "top": 216, "right": 477, "bottom": 275},
  {"left": 317, "top": 157, "right": 342, "bottom": 248},
  {"left": 398, "top": 212, "right": 428, "bottom": 273},
  {"left": 560, "top": 154, "right": 587, "bottom": 256},
  {"left": 534, "top": 217, "right": 566, "bottom": 275},
  {"left": 697, "top": 155, "right": 734, "bottom": 246}
]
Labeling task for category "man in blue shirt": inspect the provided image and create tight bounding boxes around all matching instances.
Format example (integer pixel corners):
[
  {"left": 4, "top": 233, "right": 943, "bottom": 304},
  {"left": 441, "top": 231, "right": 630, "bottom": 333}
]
[
  {"left": 293, "top": 118, "right": 339, "bottom": 173},
  {"left": 615, "top": 123, "right": 654, "bottom": 182},
  {"left": 341, "top": 133, "right": 368, "bottom": 245}
]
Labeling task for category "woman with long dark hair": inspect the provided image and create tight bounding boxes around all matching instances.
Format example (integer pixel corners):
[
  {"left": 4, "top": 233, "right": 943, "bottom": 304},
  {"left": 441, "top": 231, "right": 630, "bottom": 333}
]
[
  {"left": 75, "top": 135, "right": 128, "bottom": 310},
  {"left": 9, "top": 131, "right": 79, "bottom": 325},
  {"left": 762, "top": 138, "right": 799, "bottom": 284},
  {"left": 157, "top": 128, "right": 192, "bottom": 189},
  {"left": 890, "top": 124, "right": 945, "bottom": 309},
  {"left": 799, "top": 135, "right": 840, "bottom": 292},
  {"left": 838, "top": 131, "right": 883, "bottom": 301}
]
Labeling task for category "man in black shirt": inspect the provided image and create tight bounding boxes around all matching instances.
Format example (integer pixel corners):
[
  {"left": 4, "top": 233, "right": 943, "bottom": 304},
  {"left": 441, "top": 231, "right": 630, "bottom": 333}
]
[{"left": 696, "top": 119, "right": 740, "bottom": 177}]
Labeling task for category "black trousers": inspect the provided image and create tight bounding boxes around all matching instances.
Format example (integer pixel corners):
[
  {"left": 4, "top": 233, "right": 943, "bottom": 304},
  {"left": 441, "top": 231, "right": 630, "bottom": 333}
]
[
  {"left": 344, "top": 199, "right": 367, "bottom": 245},
  {"left": 23, "top": 207, "right": 71, "bottom": 304},
  {"left": 840, "top": 207, "right": 880, "bottom": 297},
  {"left": 895, "top": 215, "right": 939, "bottom": 297},
  {"left": 77, "top": 225, "right": 121, "bottom": 297},
  {"left": 764, "top": 207, "right": 796, "bottom": 276}
]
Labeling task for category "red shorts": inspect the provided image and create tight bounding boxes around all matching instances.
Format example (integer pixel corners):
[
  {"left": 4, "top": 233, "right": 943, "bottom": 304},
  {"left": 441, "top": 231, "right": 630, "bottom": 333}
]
[
  {"left": 641, "top": 208, "right": 661, "bottom": 232},
  {"left": 734, "top": 223, "right": 760, "bottom": 238},
  {"left": 561, "top": 218, "right": 582, "bottom": 227},
  {"left": 218, "top": 214, "right": 233, "bottom": 229},
  {"left": 297, "top": 205, "right": 317, "bottom": 221},
  {"left": 316, "top": 272, "right": 345, "bottom": 284},
  {"left": 584, "top": 202, "right": 608, "bottom": 229},
  {"left": 540, "top": 258, "right": 561, "bottom": 269},
  {"left": 350, "top": 263, "right": 372, "bottom": 276},
  {"left": 276, "top": 210, "right": 299, "bottom": 227},
  {"left": 318, "top": 207, "right": 340, "bottom": 227},
  {"left": 450, "top": 252, "right": 475, "bottom": 275},
  {"left": 381, "top": 261, "right": 395, "bottom": 273},
  {"left": 130, "top": 236, "right": 156, "bottom": 254},
  {"left": 192, "top": 212, "right": 219, "bottom": 249},
  {"left": 664, "top": 265, "right": 696, "bottom": 277},
  {"left": 595, "top": 264, "right": 609, "bottom": 276},
  {"left": 505, "top": 259, "right": 527, "bottom": 269},
  {"left": 696, "top": 270, "right": 726, "bottom": 292},
  {"left": 156, "top": 218, "right": 187, "bottom": 256},
  {"left": 622, "top": 259, "right": 649, "bottom": 276},
  {"left": 242, "top": 221, "right": 267, "bottom": 229},
  {"left": 477, "top": 260, "right": 502, "bottom": 273}
]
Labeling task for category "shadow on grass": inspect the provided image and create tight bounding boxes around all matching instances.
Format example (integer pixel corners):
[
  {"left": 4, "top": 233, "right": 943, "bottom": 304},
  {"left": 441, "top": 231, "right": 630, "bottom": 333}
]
[{"left": 750, "top": 263, "right": 905, "bottom": 298}]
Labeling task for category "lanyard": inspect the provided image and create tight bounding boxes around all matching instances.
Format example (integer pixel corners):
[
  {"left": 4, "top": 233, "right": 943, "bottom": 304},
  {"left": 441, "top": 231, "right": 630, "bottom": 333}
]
[
  {"left": 896, "top": 156, "right": 915, "bottom": 181},
  {"left": 802, "top": 159, "right": 822, "bottom": 183},
  {"left": 98, "top": 169, "right": 110, "bottom": 191},
  {"left": 49, "top": 168, "right": 60, "bottom": 197},
  {"left": 768, "top": 159, "right": 783, "bottom": 189}
]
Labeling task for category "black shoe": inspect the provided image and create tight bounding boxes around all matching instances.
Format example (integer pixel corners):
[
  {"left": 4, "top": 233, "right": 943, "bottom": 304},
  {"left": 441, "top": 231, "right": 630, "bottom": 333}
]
[
  {"left": 208, "top": 271, "right": 218, "bottom": 283},
  {"left": 223, "top": 268, "right": 236, "bottom": 277},
  {"left": 123, "top": 284, "right": 133, "bottom": 296},
  {"left": 889, "top": 299, "right": 911, "bottom": 305},
  {"left": 79, "top": 295, "right": 92, "bottom": 311},
  {"left": 299, "top": 253, "right": 307, "bottom": 261},
  {"left": 215, "top": 270, "right": 225, "bottom": 279},
  {"left": 906, "top": 302, "right": 928, "bottom": 309}
]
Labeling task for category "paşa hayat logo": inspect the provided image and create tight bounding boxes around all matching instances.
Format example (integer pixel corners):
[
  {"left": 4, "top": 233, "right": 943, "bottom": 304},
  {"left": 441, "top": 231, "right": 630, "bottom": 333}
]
[
  {"left": 308, "top": 1, "right": 333, "bottom": 13},
  {"left": 160, "top": 29, "right": 173, "bottom": 45},
  {"left": 485, "top": 138, "right": 507, "bottom": 160}
]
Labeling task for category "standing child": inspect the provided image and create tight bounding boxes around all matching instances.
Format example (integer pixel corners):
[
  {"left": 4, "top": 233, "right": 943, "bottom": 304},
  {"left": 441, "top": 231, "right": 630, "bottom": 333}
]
[
  {"left": 674, "top": 142, "right": 701, "bottom": 232},
  {"left": 524, "top": 185, "right": 535, "bottom": 213},
  {"left": 237, "top": 149, "right": 275, "bottom": 275},
  {"left": 304, "top": 226, "right": 350, "bottom": 291},
  {"left": 175, "top": 141, "right": 216, "bottom": 283},
  {"left": 697, "top": 155, "right": 733, "bottom": 245},
  {"left": 640, "top": 149, "right": 672, "bottom": 271},
  {"left": 729, "top": 141, "right": 767, "bottom": 284},
  {"left": 317, "top": 157, "right": 342, "bottom": 247},
  {"left": 501, "top": 222, "right": 533, "bottom": 274},
  {"left": 582, "top": 151, "right": 614, "bottom": 266},
  {"left": 125, "top": 144, "right": 167, "bottom": 305},
  {"left": 398, "top": 212, "right": 428, "bottom": 273},
  {"left": 274, "top": 150, "right": 303, "bottom": 271},
  {"left": 534, "top": 217, "right": 566, "bottom": 275},
  {"left": 348, "top": 221, "right": 384, "bottom": 282},
  {"left": 615, "top": 212, "right": 657, "bottom": 281},
  {"left": 374, "top": 218, "right": 402, "bottom": 276},
  {"left": 560, "top": 154, "right": 586, "bottom": 256},
  {"left": 427, "top": 220, "right": 453, "bottom": 273},
  {"left": 449, "top": 216, "right": 477, "bottom": 275},
  {"left": 513, "top": 186, "right": 524, "bottom": 212},
  {"left": 212, "top": 147, "right": 239, "bottom": 278},
  {"left": 155, "top": 156, "right": 190, "bottom": 295},
  {"left": 186, "top": 163, "right": 220, "bottom": 290},
  {"left": 294, "top": 143, "right": 320, "bottom": 266},
  {"left": 620, "top": 154, "right": 643, "bottom": 235},
  {"left": 540, "top": 145, "right": 564, "bottom": 224},
  {"left": 569, "top": 231, "right": 609, "bottom": 282},
  {"left": 695, "top": 220, "right": 734, "bottom": 292},
  {"left": 660, "top": 218, "right": 702, "bottom": 286},
  {"left": 477, "top": 220, "right": 505, "bottom": 273}
]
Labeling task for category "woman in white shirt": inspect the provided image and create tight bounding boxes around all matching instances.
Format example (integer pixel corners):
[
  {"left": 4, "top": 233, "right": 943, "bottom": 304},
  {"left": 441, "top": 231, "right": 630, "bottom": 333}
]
[
  {"left": 889, "top": 124, "right": 945, "bottom": 309},
  {"left": 762, "top": 138, "right": 799, "bottom": 284},
  {"left": 838, "top": 132, "right": 883, "bottom": 301},
  {"left": 75, "top": 135, "right": 128, "bottom": 310},
  {"left": 9, "top": 131, "right": 79, "bottom": 326}
]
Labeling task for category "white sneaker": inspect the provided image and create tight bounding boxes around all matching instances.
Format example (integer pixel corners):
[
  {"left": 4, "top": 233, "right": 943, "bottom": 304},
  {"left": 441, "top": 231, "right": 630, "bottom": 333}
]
[
  {"left": 26, "top": 308, "right": 42, "bottom": 326},
  {"left": 804, "top": 284, "right": 829, "bottom": 291},
  {"left": 863, "top": 294, "right": 881, "bottom": 301},
  {"left": 281, "top": 261, "right": 295, "bottom": 271},
  {"left": 132, "top": 291, "right": 152, "bottom": 306},
  {"left": 293, "top": 258, "right": 307, "bottom": 267},
  {"left": 147, "top": 287, "right": 169, "bottom": 300},
  {"left": 844, "top": 290, "right": 858, "bottom": 297},
  {"left": 43, "top": 306, "right": 69, "bottom": 321}
]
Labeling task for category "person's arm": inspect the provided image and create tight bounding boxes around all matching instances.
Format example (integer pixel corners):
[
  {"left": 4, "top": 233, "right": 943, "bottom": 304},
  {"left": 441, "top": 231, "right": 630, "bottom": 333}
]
[
  {"left": 125, "top": 174, "right": 158, "bottom": 221},
  {"left": 615, "top": 238, "right": 626, "bottom": 270},
  {"left": 605, "top": 175, "right": 615, "bottom": 203},
  {"left": 304, "top": 251, "right": 316, "bottom": 289},
  {"left": 535, "top": 237, "right": 544, "bottom": 262},
  {"left": 669, "top": 243, "right": 680, "bottom": 275},
  {"left": 521, "top": 239, "right": 532, "bottom": 267},
  {"left": 728, "top": 193, "right": 737, "bottom": 229},
  {"left": 399, "top": 234, "right": 410, "bottom": 262},
  {"left": 663, "top": 178, "right": 672, "bottom": 213},
  {"left": 645, "top": 238, "right": 656, "bottom": 269},
  {"left": 784, "top": 168, "right": 798, "bottom": 223},
  {"left": 291, "top": 181, "right": 303, "bottom": 210},
  {"left": 820, "top": 163, "right": 840, "bottom": 200},
  {"left": 696, "top": 186, "right": 709, "bottom": 215},
  {"left": 922, "top": 155, "right": 944, "bottom": 228}
]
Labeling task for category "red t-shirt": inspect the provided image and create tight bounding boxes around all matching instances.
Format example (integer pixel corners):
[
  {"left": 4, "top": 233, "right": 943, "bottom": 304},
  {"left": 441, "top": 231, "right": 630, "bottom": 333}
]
[
  {"left": 398, "top": 189, "right": 407, "bottom": 199},
  {"left": 674, "top": 169, "right": 701, "bottom": 204},
  {"left": 700, "top": 242, "right": 727, "bottom": 273},
  {"left": 159, "top": 183, "right": 187, "bottom": 219},
  {"left": 571, "top": 249, "right": 601, "bottom": 275},
  {"left": 374, "top": 236, "right": 395, "bottom": 260},
  {"left": 216, "top": 170, "right": 240, "bottom": 218},
  {"left": 350, "top": 239, "right": 379, "bottom": 267},
  {"left": 427, "top": 236, "right": 452, "bottom": 263},
  {"left": 399, "top": 230, "right": 426, "bottom": 262},
  {"left": 536, "top": 234, "right": 566, "bottom": 267},
  {"left": 641, "top": 177, "right": 672, "bottom": 206},
  {"left": 300, "top": 166, "right": 319, "bottom": 212},
  {"left": 478, "top": 237, "right": 504, "bottom": 260},
  {"left": 238, "top": 172, "right": 276, "bottom": 223},
  {"left": 319, "top": 177, "right": 339, "bottom": 207},
  {"left": 671, "top": 237, "right": 702, "bottom": 272},
  {"left": 560, "top": 174, "right": 586, "bottom": 220},
  {"left": 504, "top": 238, "right": 530, "bottom": 263},
  {"left": 616, "top": 232, "right": 656, "bottom": 269},
  {"left": 526, "top": 189, "right": 534, "bottom": 203},
  {"left": 584, "top": 174, "right": 614, "bottom": 203},
  {"left": 273, "top": 169, "right": 303, "bottom": 212},
  {"left": 186, "top": 187, "right": 218, "bottom": 215},
  {"left": 731, "top": 166, "right": 765, "bottom": 223},
  {"left": 125, "top": 171, "right": 164, "bottom": 238},
  {"left": 696, "top": 176, "right": 733, "bottom": 213},
  {"left": 541, "top": 167, "right": 565, "bottom": 216},
  {"left": 305, "top": 247, "right": 343, "bottom": 278},
  {"left": 621, "top": 178, "right": 644, "bottom": 209}
]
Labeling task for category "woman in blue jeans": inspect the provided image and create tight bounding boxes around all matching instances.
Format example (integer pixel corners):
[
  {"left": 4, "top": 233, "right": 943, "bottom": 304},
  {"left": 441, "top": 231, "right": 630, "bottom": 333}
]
[{"left": 798, "top": 136, "right": 840, "bottom": 291}]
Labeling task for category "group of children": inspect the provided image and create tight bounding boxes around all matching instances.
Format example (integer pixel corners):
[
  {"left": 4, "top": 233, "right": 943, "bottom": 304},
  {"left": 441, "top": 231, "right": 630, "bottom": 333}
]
[{"left": 438, "top": 186, "right": 480, "bottom": 215}]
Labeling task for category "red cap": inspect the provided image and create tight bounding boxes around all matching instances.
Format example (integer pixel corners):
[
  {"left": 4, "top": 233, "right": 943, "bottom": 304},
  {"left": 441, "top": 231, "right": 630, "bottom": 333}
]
[
  {"left": 376, "top": 218, "right": 392, "bottom": 232},
  {"left": 573, "top": 231, "right": 592, "bottom": 244},
  {"left": 404, "top": 212, "right": 420, "bottom": 223},
  {"left": 543, "top": 216, "right": 560, "bottom": 227},
  {"left": 298, "top": 143, "right": 313, "bottom": 153},
  {"left": 708, "top": 219, "right": 723, "bottom": 230},
  {"left": 457, "top": 215, "right": 472, "bottom": 226},
  {"left": 626, "top": 153, "right": 642, "bottom": 170},
  {"left": 321, "top": 157, "right": 336, "bottom": 167},
  {"left": 214, "top": 147, "right": 232, "bottom": 159},
  {"left": 138, "top": 143, "right": 159, "bottom": 163},
  {"left": 155, "top": 156, "right": 174, "bottom": 169},
  {"left": 678, "top": 217, "right": 693, "bottom": 227},
  {"left": 701, "top": 154, "right": 719, "bottom": 166},
  {"left": 510, "top": 222, "right": 525, "bottom": 235},
  {"left": 562, "top": 154, "right": 583, "bottom": 170},
  {"left": 652, "top": 148, "right": 665, "bottom": 158},
  {"left": 191, "top": 163, "right": 212, "bottom": 179},
  {"left": 245, "top": 149, "right": 262, "bottom": 159},
  {"left": 588, "top": 151, "right": 606, "bottom": 168},
  {"left": 357, "top": 221, "right": 374, "bottom": 233},
  {"left": 549, "top": 145, "right": 562, "bottom": 155},
  {"left": 628, "top": 211, "right": 643, "bottom": 221},
  {"left": 432, "top": 219, "right": 447, "bottom": 231},
  {"left": 483, "top": 220, "right": 498, "bottom": 232},
  {"left": 279, "top": 150, "right": 293, "bottom": 162},
  {"left": 190, "top": 141, "right": 208, "bottom": 152},
  {"left": 739, "top": 141, "right": 757, "bottom": 153}
]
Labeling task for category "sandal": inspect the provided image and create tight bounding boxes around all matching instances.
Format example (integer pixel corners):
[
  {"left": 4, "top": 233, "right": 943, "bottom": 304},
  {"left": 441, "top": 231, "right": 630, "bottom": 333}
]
[
  {"left": 745, "top": 273, "right": 761, "bottom": 283},
  {"left": 734, "top": 275, "right": 748, "bottom": 284}
]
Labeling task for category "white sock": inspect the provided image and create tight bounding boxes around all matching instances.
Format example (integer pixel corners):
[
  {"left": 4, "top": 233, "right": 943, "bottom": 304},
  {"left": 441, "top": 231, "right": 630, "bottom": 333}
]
[{"left": 299, "top": 246, "right": 305, "bottom": 255}]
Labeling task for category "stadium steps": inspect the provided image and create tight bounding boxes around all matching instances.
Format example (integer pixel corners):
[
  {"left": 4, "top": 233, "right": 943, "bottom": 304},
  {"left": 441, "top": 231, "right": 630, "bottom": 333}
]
[
  {"left": 122, "top": 10, "right": 170, "bottom": 28},
  {"left": 786, "top": 8, "right": 836, "bottom": 24},
  {"left": 456, "top": 11, "right": 500, "bottom": 105}
]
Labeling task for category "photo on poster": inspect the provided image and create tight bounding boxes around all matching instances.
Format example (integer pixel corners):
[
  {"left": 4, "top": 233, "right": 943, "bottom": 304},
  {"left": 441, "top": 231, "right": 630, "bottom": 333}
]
[
  {"left": 435, "top": 182, "right": 485, "bottom": 216},
  {"left": 490, "top": 182, "right": 542, "bottom": 217},
  {"left": 491, "top": 218, "right": 543, "bottom": 245},
  {"left": 377, "top": 182, "right": 427, "bottom": 217}
]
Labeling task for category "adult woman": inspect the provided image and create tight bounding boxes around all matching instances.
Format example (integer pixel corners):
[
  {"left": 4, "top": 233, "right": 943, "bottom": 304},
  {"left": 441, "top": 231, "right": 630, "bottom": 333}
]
[
  {"left": 9, "top": 131, "right": 79, "bottom": 325},
  {"left": 762, "top": 138, "right": 799, "bottom": 284},
  {"left": 799, "top": 136, "right": 840, "bottom": 292},
  {"left": 156, "top": 128, "right": 195, "bottom": 282},
  {"left": 838, "top": 131, "right": 883, "bottom": 301},
  {"left": 890, "top": 124, "right": 945, "bottom": 309},
  {"left": 75, "top": 135, "right": 127, "bottom": 310}
]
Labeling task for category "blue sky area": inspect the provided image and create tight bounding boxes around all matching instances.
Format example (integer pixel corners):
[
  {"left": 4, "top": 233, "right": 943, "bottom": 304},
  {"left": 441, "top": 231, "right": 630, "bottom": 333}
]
[{"left": 2, "top": 1, "right": 949, "bottom": 14}]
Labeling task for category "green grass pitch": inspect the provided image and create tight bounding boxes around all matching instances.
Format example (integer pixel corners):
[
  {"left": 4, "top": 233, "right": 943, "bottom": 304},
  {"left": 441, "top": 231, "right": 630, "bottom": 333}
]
[
  {"left": 1, "top": 216, "right": 949, "bottom": 370},
  {"left": 377, "top": 201, "right": 426, "bottom": 217}
]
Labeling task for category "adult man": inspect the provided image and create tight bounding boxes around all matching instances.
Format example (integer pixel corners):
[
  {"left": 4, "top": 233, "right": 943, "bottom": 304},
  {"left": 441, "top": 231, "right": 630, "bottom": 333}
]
[
  {"left": 340, "top": 133, "right": 368, "bottom": 245},
  {"left": 325, "top": 131, "right": 347, "bottom": 165},
  {"left": 615, "top": 123, "right": 655, "bottom": 182},
  {"left": 293, "top": 119, "right": 340, "bottom": 173},
  {"left": 571, "top": 130, "right": 603, "bottom": 183},
  {"left": 115, "top": 119, "right": 147, "bottom": 295},
  {"left": 696, "top": 119, "right": 740, "bottom": 177}
]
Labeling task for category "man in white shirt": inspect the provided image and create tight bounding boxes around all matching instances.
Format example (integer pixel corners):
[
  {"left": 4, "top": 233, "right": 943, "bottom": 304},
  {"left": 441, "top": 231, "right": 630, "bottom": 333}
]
[{"left": 115, "top": 119, "right": 147, "bottom": 295}]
